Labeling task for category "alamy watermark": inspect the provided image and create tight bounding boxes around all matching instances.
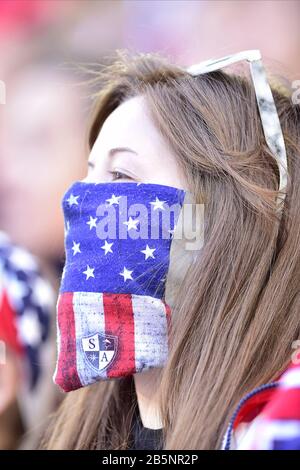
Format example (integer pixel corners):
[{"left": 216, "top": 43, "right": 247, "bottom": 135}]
[
  {"left": 292, "top": 339, "right": 300, "bottom": 365},
  {"left": 91, "top": 198, "right": 204, "bottom": 251},
  {"left": 292, "top": 80, "right": 300, "bottom": 105},
  {"left": 0, "top": 340, "right": 6, "bottom": 364},
  {"left": 0, "top": 80, "right": 6, "bottom": 104}
]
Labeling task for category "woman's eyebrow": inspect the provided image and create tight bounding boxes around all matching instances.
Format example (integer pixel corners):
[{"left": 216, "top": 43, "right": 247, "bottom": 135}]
[
  {"left": 108, "top": 147, "right": 138, "bottom": 157},
  {"left": 88, "top": 147, "right": 138, "bottom": 168}
]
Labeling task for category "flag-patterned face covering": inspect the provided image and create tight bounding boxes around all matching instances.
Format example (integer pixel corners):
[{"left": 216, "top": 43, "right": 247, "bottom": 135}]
[{"left": 53, "top": 180, "right": 186, "bottom": 392}]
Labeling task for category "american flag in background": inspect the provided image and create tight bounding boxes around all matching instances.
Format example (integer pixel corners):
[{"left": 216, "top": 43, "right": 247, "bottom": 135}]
[
  {"left": 222, "top": 360, "right": 300, "bottom": 450},
  {"left": 54, "top": 181, "right": 186, "bottom": 392},
  {"left": 241, "top": 362, "right": 300, "bottom": 450},
  {"left": 0, "top": 231, "right": 53, "bottom": 389}
]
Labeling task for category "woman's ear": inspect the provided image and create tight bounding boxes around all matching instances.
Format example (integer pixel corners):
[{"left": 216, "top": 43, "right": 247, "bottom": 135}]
[{"left": 0, "top": 348, "right": 21, "bottom": 415}]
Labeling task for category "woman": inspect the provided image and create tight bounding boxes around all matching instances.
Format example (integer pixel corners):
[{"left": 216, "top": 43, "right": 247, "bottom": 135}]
[{"left": 41, "top": 49, "right": 300, "bottom": 450}]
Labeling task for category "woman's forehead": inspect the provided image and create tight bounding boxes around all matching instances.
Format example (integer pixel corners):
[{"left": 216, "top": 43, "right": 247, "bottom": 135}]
[{"left": 93, "top": 95, "right": 168, "bottom": 155}]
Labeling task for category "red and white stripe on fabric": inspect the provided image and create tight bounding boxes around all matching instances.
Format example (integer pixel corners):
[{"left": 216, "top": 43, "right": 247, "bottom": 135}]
[
  {"left": 53, "top": 292, "right": 171, "bottom": 392},
  {"left": 0, "top": 289, "right": 25, "bottom": 356},
  {"left": 237, "top": 363, "right": 300, "bottom": 449}
]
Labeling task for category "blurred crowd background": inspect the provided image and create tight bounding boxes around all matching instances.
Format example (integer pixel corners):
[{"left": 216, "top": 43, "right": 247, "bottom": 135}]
[{"left": 0, "top": 0, "right": 299, "bottom": 450}]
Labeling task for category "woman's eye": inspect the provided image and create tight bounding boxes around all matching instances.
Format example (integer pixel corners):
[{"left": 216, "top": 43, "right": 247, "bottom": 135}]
[{"left": 110, "top": 171, "right": 134, "bottom": 181}]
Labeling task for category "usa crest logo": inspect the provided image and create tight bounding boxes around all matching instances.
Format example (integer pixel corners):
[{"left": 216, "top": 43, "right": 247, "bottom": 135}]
[{"left": 81, "top": 332, "right": 118, "bottom": 372}]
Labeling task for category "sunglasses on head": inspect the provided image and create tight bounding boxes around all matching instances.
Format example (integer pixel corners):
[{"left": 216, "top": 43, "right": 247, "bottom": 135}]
[{"left": 184, "top": 49, "right": 288, "bottom": 211}]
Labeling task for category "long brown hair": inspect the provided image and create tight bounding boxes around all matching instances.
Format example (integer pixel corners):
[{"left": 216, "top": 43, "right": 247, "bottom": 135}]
[{"left": 41, "top": 49, "right": 300, "bottom": 449}]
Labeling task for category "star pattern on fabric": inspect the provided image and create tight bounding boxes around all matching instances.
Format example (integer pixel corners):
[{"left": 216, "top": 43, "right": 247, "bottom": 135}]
[
  {"left": 150, "top": 197, "right": 166, "bottom": 211},
  {"left": 60, "top": 183, "right": 185, "bottom": 297},
  {"left": 83, "top": 265, "right": 95, "bottom": 280},
  {"left": 72, "top": 241, "right": 81, "bottom": 255},
  {"left": 101, "top": 240, "right": 113, "bottom": 255},
  {"left": 86, "top": 216, "right": 98, "bottom": 230},
  {"left": 90, "top": 353, "right": 98, "bottom": 363},
  {"left": 0, "top": 232, "right": 53, "bottom": 389},
  {"left": 168, "top": 224, "right": 177, "bottom": 238},
  {"left": 123, "top": 216, "right": 139, "bottom": 231},
  {"left": 119, "top": 267, "right": 133, "bottom": 281},
  {"left": 141, "top": 244, "right": 156, "bottom": 260},
  {"left": 106, "top": 194, "right": 122, "bottom": 206},
  {"left": 66, "top": 194, "right": 80, "bottom": 207}
]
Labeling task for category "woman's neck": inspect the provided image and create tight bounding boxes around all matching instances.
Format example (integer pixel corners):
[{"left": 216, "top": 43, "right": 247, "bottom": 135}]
[{"left": 133, "top": 368, "right": 163, "bottom": 430}]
